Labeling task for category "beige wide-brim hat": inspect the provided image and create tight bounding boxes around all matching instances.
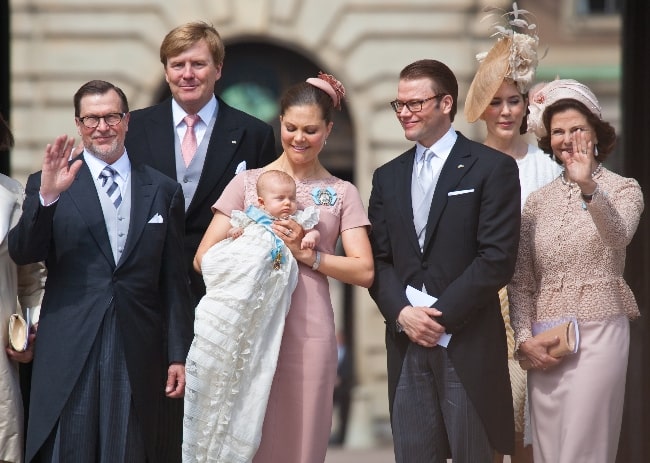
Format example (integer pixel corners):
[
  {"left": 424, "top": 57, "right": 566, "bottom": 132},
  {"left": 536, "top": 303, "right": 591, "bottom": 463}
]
[{"left": 464, "top": 36, "right": 512, "bottom": 123}]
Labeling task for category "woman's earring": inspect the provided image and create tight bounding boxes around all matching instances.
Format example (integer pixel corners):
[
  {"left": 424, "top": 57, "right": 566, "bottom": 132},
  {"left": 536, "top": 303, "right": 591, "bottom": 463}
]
[{"left": 594, "top": 145, "right": 599, "bottom": 157}]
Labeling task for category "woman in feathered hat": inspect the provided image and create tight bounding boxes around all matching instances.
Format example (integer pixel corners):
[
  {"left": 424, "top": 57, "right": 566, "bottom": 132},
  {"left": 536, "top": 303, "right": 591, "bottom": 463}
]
[{"left": 464, "top": 4, "right": 561, "bottom": 462}]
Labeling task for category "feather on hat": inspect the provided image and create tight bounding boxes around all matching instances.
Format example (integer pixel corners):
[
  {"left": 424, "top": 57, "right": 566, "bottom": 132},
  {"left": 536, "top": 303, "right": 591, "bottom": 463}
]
[{"left": 465, "top": 2, "right": 541, "bottom": 123}]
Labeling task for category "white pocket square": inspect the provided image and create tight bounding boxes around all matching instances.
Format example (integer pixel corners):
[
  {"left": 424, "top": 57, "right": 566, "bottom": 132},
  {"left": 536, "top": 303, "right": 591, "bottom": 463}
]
[
  {"left": 235, "top": 160, "right": 247, "bottom": 174},
  {"left": 148, "top": 213, "right": 164, "bottom": 224},
  {"left": 448, "top": 189, "right": 475, "bottom": 196}
]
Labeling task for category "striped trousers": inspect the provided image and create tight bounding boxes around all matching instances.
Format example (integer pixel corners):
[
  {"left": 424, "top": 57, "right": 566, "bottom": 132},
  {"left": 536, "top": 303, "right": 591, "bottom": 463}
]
[
  {"left": 391, "top": 344, "right": 493, "bottom": 463},
  {"left": 35, "top": 307, "right": 146, "bottom": 462}
]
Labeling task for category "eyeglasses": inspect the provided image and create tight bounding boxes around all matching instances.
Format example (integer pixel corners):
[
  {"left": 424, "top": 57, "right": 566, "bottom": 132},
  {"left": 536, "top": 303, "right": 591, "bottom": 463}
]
[
  {"left": 77, "top": 113, "right": 126, "bottom": 129},
  {"left": 390, "top": 94, "right": 447, "bottom": 113}
]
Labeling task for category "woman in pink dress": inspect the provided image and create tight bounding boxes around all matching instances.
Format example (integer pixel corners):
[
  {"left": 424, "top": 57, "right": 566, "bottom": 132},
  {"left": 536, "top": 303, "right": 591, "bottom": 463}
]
[{"left": 193, "top": 72, "right": 374, "bottom": 463}]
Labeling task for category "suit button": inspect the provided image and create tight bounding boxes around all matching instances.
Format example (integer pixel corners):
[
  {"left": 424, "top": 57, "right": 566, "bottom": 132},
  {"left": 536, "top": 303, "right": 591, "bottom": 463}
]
[{"left": 421, "top": 262, "right": 428, "bottom": 269}]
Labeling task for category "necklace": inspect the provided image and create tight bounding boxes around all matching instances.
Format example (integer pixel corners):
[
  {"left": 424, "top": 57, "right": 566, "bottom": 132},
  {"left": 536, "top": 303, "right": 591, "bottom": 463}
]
[
  {"left": 560, "top": 162, "right": 603, "bottom": 188},
  {"left": 560, "top": 163, "right": 603, "bottom": 210},
  {"left": 279, "top": 156, "right": 321, "bottom": 182}
]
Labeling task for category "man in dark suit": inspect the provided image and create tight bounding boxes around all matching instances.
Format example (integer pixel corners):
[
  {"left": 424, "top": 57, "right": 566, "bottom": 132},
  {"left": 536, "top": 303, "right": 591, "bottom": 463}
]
[
  {"left": 9, "top": 80, "right": 193, "bottom": 462},
  {"left": 124, "top": 21, "right": 277, "bottom": 307},
  {"left": 368, "top": 59, "right": 520, "bottom": 462}
]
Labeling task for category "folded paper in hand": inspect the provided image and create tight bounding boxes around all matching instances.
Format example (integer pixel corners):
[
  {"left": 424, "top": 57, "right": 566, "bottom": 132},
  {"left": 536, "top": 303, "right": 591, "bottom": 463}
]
[
  {"left": 405, "top": 285, "right": 451, "bottom": 348},
  {"left": 519, "top": 319, "right": 579, "bottom": 370},
  {"left": 8, "top": 309, "right": 31, "bottom": 352}
]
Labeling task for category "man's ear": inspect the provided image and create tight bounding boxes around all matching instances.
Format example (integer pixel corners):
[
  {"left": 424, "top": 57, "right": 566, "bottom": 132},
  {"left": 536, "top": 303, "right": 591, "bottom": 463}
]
[{"left": 440, "top": 94, "right": 454, "bottom": 115}]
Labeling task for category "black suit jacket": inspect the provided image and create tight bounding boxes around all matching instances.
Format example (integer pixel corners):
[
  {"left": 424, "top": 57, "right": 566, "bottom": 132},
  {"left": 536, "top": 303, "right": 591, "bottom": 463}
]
[
  {"left": 125, "top": 97, "right": 277, "bottom": 304},
  {"left": 9, "top": 160, "right": 193, "bottom": 462},
  {"left": 368, "top": 132, "right": 520, "bottom": 454}
]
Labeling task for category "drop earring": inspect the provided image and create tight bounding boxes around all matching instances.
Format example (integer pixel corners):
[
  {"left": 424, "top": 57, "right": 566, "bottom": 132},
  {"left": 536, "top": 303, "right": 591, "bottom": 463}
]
[{"left": 594, "top": 145, "right": 599, "bottom": 157}]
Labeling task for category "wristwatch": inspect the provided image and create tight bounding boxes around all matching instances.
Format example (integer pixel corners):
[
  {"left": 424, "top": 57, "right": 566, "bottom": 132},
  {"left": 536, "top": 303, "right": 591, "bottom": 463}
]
[{"left": 581, "top": 185, "right": 599, "bottom": 202}]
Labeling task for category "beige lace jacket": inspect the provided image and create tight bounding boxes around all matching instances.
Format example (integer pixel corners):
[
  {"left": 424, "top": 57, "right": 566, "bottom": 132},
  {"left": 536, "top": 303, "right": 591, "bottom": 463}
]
[{"left": 508, "top": 167, "right": 644, "bottom": 351}]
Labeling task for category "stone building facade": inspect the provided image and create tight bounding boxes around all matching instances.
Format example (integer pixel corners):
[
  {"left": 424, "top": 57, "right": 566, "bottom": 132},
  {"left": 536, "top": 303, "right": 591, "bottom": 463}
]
[{"left": 9, "top": 0, "right": 621, "bottom": 445}]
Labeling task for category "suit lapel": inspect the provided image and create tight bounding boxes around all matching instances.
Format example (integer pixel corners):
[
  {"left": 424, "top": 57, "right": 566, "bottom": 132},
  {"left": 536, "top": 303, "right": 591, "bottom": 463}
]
[
  {"left": 68, "top": 162, "right": 116, "bottom": 266},
  {"left": 423, "top": 134, "right": 477, "bottom": 251},
  {"left": 188, "top": 100, "right": 241, "bottom": 215},
  {"left": 144, "top": 100, "right": 177, "bottom": 178},
  {"left": 396, "top": 148, "right": 424, "bottom": 256},
  {"left": 118, "top": 164, "right": 156, "bottom": 267}
]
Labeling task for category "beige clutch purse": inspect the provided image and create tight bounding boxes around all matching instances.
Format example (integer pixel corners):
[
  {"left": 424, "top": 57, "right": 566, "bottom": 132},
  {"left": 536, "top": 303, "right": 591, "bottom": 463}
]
[
  {"left": 8, "top": 313, "right": 29, "bottom": 352},
  {"left": 519, "top": 320, "right": 578, "bottom": 370}
]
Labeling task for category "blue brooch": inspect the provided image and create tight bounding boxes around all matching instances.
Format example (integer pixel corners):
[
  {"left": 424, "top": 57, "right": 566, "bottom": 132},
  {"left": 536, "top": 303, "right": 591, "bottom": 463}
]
[{"left": 312, "top": 187, "right": 337, "bottom": 206}]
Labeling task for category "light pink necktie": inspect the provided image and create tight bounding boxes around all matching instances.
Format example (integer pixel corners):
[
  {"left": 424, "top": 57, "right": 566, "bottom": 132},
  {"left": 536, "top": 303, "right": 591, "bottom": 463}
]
[{"left": 182, "top": 114, "right": 200, "bottom": 167}]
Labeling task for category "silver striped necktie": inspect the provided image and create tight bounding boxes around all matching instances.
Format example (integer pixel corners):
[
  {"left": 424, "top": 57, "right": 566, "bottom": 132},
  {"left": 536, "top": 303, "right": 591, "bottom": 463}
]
[{"left": 99, "top": 166, "right": 122, "bottom": 208}]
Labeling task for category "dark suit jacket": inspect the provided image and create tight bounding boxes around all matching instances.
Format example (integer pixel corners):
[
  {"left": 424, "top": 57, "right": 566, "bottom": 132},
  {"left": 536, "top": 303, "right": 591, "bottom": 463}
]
[
  {"left": 368, "top": 132, "right": 520, "bottom": 454},
  {"left": 125, "top": 97, "right": 277, "bottom": 304},
  {"left": 9, "top": 160, "right": 193, "bottom": 462}
]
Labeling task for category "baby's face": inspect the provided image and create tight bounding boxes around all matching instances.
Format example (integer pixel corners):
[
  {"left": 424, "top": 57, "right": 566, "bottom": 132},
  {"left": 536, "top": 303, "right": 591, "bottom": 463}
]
[{"left": 260, "top": 183, "right": 297, "bottom": 218}]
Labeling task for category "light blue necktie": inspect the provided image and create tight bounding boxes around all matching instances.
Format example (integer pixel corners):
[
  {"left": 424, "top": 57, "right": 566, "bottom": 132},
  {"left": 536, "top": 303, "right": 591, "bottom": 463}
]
[
  {"left": 413, "top": 149, "right": 435, "bottom": 249},
  {"left": 417, "top": 148, "right": 435, "bottom": 192}
]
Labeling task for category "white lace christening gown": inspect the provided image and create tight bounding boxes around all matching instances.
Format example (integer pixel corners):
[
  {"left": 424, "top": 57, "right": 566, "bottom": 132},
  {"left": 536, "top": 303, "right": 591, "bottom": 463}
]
[{"left": 182, "top": 206, "right": 319, "bottom": 463}]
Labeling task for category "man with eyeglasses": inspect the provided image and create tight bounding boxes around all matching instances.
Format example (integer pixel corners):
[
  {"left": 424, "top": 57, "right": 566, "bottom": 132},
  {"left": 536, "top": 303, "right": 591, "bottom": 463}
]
[
  {"left": 9, "top": 80, "right": 193, "bottom": 463},
  {"left": 368, "top": 59, "right": 521, "bottom": 462}
]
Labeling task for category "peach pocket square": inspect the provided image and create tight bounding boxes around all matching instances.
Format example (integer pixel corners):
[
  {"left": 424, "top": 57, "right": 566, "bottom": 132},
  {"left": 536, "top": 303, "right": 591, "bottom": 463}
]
[
  {"left": 447, "top": 189, "right": 475, "bottom": 196},
  {"left": 148, "top": 213, "right": 164, "bottom": 224}
]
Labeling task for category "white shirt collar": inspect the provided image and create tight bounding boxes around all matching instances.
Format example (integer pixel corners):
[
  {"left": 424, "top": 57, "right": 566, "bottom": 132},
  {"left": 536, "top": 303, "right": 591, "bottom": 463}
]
[
  {"left": 84, "top": 150, "right": 131, "bottom": 183},
  {"left": 171, "top": 95, "right": 218, "bottom": 127},
  {"left": 416, "top": 126, "right": 458, "bottom": 162}
]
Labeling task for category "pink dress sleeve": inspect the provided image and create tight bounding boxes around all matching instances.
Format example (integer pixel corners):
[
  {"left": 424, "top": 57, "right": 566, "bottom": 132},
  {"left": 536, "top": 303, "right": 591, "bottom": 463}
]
[
  {"left": 212, "top": 171, "right": 248, "bottom": 216},
  {"left": 340, "top": 181, "right": 371, "bottom": 233}
]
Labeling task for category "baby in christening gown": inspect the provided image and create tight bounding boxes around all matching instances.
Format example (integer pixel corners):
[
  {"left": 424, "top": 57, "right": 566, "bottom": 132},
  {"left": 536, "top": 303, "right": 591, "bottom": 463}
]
[{"left": 183, "top": 170, "right": 319, "bottom": 463}]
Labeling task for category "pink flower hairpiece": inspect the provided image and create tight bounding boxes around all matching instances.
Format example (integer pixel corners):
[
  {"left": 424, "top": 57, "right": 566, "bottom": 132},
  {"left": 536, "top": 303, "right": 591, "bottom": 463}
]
[{"left": 306, "top": 72, "right": 346, "bottom": 110}]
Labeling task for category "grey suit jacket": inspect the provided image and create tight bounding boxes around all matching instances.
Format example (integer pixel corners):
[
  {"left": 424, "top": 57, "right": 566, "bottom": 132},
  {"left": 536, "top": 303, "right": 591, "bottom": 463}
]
[{"left": 125, "top": 97, "right": 277, "bottom": 304}]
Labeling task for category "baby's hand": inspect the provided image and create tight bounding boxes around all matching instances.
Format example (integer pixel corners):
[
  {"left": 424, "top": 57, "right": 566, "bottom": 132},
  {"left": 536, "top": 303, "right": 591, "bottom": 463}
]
[
  {"left": 227, "top": 227, "right": 244, "bottom": 239},
  {"left": 301, "top": 237, "right": 316, "bottom": 250}
]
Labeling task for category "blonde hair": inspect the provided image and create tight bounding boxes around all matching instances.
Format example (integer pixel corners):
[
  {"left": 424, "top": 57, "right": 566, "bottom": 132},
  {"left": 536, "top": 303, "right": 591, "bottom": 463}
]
[
  {"left": 159, "top": 22, "right": 225, "bottom": 67},
  {"left": 256, "top": 170, "right": 296, "bottom": 197}
]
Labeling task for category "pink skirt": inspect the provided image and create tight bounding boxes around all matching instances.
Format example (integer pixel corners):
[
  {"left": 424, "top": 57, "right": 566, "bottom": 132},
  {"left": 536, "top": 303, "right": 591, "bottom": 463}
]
[{"left": 528, "top": 316, "right": 629, "bottom": 463}]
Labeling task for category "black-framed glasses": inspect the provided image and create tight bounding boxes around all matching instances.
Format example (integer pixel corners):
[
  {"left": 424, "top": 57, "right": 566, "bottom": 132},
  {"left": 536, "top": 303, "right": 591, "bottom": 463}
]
[
  {"left": 390, "top": 94, "right": 447, "bottom": 113},
  {"left": 77, "top": 112, "right": 126, "bottom": 129}
]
